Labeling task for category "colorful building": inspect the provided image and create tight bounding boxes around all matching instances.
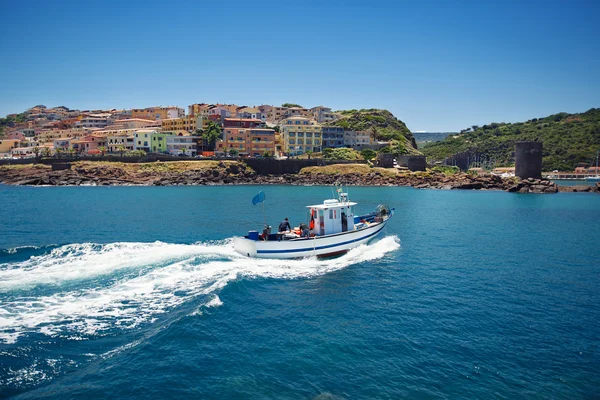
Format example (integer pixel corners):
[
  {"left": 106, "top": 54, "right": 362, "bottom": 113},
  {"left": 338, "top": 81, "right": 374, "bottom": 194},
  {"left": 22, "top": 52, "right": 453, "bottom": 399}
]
[
  {"left": 259, "top": 105, "right": 288, "bottom": 123},
  {"left": 161, "top": 115, "right": 209, "bottom": 133},
  {"left": 133, "top": 129, "right": 170, "bottom": 153},
  {"left": 188, "top": 103, "right": 212, "bottom": 117},
  {"left": 223, "top": 118, "right": 264, "bottom": 129},
  {"left": 0, "top": 139, "right": 23, "bottom": 154},
  {"left": 131, "top": 106, "right": 185, "bottom": 121},
  {"left": 285, "top": 107, "right": 312, "bottom": 119},
  {"left": 150, "top": 132, "right": 170, "bottom": 153},
  {"left": 280, "top": 116, "right": 322, "bottom": 155},
  {"left": 71, "top": 134, "right": 107, "bottom": 154},
  {"left": 220, "top": 127, "right": 276, "bottom": 157},
  {"left": 36, "top": 128, "right": 92, "bottom": 144},
  {"left": 113, "top": 118, "right": 160, "bottom": 129},
  {"left": 6, "top": 131, "right": 26, "bottom": 141}
]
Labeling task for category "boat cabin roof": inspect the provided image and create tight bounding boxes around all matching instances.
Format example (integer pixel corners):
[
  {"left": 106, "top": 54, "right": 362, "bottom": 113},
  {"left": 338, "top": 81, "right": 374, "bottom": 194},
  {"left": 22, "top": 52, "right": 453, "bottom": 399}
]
[{"left": 307, "top": 199, "right": 356, "bottom": 210}]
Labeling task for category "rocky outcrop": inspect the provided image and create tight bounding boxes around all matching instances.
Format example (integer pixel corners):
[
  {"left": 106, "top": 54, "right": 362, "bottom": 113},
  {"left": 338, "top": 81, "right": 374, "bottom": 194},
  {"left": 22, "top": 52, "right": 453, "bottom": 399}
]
[
  {"left": 557, "top": 182, "right": 600, "bottom": 193},
  {"left": 1, "top": 163, "right": 598, "bottom": 194}
]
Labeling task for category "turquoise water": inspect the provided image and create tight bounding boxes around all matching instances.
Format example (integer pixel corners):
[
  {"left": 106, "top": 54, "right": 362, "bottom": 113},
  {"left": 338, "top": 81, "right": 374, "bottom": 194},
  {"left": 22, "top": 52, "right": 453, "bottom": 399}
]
[
  {"left": 1, "top": 185, "right": 599, "bottom": 399},
  {"left": 552, "top": 179, "right": 597, "bottom": 186}
]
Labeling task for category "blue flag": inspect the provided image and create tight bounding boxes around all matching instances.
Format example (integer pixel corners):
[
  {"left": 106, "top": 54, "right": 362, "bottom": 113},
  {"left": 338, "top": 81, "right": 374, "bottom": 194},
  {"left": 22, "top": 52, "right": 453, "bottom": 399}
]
[{"left": 252, "top": 191, "right": 266, "bottom": 205}]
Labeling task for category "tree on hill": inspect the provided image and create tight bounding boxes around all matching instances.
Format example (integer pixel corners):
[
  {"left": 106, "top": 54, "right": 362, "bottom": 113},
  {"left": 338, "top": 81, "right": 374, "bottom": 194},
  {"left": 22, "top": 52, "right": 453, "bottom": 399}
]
[
  {"left": 360, "top": 148, "right": 377, "bottom": 161},
  {"left": 197, "top": 121, "right": 222, "bottom": 151},
  {"left": 322, "top": 147, "right": 362, "bottom": 161},
  {"left": 282, "top": 103, "right": 303, "bottom": 108}
]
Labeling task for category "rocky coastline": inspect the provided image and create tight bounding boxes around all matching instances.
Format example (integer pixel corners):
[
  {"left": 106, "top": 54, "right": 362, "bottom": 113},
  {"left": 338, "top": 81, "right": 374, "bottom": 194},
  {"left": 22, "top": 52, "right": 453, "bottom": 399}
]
[{"left": 0, "top": 161, "right": 598, "bottom": 194}]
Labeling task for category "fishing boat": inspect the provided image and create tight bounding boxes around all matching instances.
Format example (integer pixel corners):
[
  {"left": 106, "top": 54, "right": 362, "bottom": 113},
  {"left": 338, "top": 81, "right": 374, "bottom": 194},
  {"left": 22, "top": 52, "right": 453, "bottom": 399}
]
[{"left": 233, "top": 187, "right": 394, "bottom": 259}]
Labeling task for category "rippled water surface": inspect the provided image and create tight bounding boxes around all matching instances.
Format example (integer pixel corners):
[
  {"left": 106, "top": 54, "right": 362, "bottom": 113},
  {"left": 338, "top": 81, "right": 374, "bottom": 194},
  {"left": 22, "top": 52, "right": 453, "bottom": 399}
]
[{"left": 1, "top": 185, "right": 599, "bottom": 399}]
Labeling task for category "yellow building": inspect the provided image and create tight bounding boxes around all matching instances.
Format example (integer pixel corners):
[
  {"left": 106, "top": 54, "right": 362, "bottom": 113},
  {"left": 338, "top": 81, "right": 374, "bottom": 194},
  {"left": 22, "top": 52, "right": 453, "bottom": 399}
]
[
  {"left": 280, "top": 116, "right": 322, "bottom": 156},
  {"left": 188, "top": 103, "right": 211, "bottom": 116},
  {"left": 131, "top": 106, "right": 185, "bottom": 121},
  {"left": 36, "top": 128, "right": 92, "bottom": 144},
  {"left": 113, "top": 118, "right": 160, "bottom": 129},
  {"left": 0, "top": 139, "right": 23, "bottom": 154},
  {"left": 161, "top": 115, "right": 209, "bottom": 133}
]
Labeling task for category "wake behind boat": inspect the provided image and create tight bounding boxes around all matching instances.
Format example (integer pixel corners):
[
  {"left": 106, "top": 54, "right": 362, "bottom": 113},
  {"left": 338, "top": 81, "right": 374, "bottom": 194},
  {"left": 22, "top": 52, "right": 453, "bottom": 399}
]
[{"left": 234, "top": 187, "right": 394, "bottom": 259}]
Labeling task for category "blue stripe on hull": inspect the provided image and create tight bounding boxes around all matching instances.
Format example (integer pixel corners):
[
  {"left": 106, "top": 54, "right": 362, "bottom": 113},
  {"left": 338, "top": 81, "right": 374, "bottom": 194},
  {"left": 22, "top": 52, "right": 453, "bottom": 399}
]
[{"left": 256, "top": 223, "right": 385, "bottom": 254}]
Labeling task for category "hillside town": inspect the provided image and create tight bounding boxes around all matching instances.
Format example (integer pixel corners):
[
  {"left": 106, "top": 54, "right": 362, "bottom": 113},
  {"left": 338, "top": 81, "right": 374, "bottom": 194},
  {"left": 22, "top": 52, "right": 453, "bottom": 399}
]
[{"left": 0, "top": 104, "right": 380, "bottom": 159}]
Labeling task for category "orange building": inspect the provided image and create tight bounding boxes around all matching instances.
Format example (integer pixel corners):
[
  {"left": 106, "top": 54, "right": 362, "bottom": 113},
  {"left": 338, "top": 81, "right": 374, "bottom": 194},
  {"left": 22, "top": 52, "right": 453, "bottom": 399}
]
[
  {"left": 188, "top": 103, "right": 212, "bottom": 117},
  {"left": 131, "top": 106, "right": 184, "bottom": 120},
  {"left": 162, "top": 115, "right": 209, "bottom": 133},
  {"left": 220, "top": 127, "right": 276, "bottom": 157}
]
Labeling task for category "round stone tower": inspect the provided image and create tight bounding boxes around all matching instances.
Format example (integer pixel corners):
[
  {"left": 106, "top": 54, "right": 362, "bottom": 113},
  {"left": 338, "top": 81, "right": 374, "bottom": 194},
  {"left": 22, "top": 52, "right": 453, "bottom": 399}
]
[{"left": 515, "top": 141, "right": 543, "bottom": 179}]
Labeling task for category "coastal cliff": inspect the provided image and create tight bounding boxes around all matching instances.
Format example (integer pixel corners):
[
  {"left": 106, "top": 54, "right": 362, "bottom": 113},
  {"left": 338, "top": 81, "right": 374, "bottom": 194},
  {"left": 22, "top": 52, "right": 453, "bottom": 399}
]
[
  {"left": 329, "top": 109, "right": 421, "bottom": 155},
  {"left": 2, "top": 161, "right": 598, "bottom": 193}
]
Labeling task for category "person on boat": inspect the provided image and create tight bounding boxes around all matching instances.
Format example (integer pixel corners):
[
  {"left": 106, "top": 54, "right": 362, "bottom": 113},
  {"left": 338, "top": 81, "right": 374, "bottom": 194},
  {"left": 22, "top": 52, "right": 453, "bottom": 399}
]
[
  {"left": 278, "top": 218, "right": 291, "bottom": 232},
  {"left": 299, "top": 222, "right": 310, "bottom": 238}
]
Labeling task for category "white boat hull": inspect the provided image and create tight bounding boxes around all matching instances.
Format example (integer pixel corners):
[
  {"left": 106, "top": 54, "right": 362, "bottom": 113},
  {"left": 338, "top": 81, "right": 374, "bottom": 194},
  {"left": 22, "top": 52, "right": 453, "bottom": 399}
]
[{"left": 233, "top": 220, "right": 388, "bottom": 259}]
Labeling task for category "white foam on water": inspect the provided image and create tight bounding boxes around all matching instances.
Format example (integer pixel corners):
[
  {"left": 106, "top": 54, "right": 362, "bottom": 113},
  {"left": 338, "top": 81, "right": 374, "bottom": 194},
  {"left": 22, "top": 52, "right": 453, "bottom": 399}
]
[
  {"left": 0, "top": 240, "right": 235, "bottom": 292},
  {"left": 0, "top": 236, "right": 400, "bottom": 344},
  {"left": 206, "top": 295, "right": 223, "bottom": 308}
]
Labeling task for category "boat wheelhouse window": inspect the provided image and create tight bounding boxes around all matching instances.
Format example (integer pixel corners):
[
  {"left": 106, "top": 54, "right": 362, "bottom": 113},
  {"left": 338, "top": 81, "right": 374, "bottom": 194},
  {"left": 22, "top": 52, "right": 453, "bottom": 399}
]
[{"left": 329, "top": 210, "right": 333, "bottom": 219}]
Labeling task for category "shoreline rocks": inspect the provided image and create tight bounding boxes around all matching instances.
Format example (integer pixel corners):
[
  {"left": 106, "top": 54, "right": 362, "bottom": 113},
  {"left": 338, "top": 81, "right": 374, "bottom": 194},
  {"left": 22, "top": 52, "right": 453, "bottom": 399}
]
[{"left": 0, "top": 163, "right": 598, "bottom": 194}]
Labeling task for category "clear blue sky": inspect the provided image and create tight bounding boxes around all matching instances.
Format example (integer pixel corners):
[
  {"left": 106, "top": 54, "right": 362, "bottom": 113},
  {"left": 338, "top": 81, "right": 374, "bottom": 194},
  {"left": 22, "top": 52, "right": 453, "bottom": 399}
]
[{"left": 1, "top": 0, "right": 599, "bottom": 131}]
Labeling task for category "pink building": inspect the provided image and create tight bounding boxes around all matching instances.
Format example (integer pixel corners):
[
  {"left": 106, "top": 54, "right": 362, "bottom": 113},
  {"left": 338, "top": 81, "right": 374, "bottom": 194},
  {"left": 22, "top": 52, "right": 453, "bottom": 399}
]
[
  {"left": 72, "top": 134, "right": 107, "bottom": 154},
  {"left": 6, "top": 131, "right": 25, "bottom": 141}
]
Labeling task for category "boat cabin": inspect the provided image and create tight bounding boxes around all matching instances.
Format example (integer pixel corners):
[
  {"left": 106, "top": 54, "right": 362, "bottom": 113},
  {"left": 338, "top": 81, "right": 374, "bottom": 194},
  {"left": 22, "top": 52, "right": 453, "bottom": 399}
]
[{"left": 307, "top": 194, "right": 356, "bottom": 236}]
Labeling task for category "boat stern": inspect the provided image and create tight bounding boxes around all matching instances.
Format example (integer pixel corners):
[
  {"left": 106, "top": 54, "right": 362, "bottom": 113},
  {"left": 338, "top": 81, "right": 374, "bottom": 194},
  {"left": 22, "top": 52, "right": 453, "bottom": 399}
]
[{"left": 233, "top": 236, "right": 257, "bottom": 258}]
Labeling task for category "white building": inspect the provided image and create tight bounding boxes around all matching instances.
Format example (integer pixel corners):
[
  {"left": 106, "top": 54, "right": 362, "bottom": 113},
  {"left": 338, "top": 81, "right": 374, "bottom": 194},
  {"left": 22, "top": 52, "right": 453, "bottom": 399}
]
[
  {"left": 344, "top": 130, "right": 372, "bottom": 149},
  {"left": 11, "top": 147, "right": 36, "bottom": 158},
  {"left": 344, "top": 130, "right": 357, "bottom": 147},
  {"left": 311, "top": 106, "right": 337, "bottom": 124},
  {"left": 107, "top": 135, "right": 134, "bottom": 153},
  {"left": 166, "top": 136, "right": 197, "bottom": 156},
  {"left": 236, "top": 107, "right": 263, "bottom": 120},
  {"left": 78, "top": 114, "right": 110, "bottom": 128}
]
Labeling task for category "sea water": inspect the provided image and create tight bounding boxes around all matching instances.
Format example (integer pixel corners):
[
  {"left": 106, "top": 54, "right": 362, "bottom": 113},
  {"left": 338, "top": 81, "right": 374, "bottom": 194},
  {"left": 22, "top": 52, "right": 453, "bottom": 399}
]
[{"left": 0, "top": 185, "right": 599, "bottom": 399}]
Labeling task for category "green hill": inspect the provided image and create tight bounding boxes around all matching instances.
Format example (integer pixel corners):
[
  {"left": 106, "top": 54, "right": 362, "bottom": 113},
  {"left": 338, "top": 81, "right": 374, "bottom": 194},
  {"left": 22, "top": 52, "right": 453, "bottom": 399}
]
[
  {"left": 330, "top": 109, "right": 421, "bottom": 155},
  {"left": 421, "top": 108, "right": 600, "bottom": 171}
]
